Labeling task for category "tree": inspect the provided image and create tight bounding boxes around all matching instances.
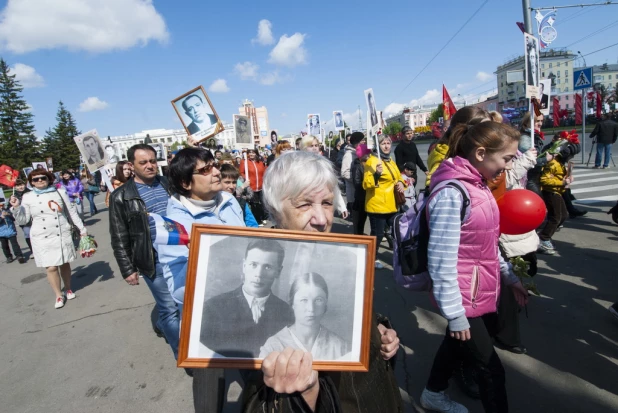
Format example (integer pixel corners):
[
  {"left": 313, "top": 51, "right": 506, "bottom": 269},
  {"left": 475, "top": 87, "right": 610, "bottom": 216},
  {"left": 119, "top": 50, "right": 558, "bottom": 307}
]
[
  {"left": 428, "top": 104, "right": 445, "bottom": 124},
  {"left": 0, "top": 58, "right": 40, "bottom": 170},
  {"left": 382, "top": 121, "right": 402, "bottom": 139},
  {"left": 40, "top": 101, "right": 81, "bottom": 171},
  {"left": 170, "top": 141, "right": 187, "bottom": 151}
]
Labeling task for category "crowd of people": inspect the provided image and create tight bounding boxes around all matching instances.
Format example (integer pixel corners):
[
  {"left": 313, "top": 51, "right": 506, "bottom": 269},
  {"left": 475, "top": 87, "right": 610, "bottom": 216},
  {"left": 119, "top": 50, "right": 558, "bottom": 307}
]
[{"left": 4, "top": 107, "right": 618, "bottom": 413}]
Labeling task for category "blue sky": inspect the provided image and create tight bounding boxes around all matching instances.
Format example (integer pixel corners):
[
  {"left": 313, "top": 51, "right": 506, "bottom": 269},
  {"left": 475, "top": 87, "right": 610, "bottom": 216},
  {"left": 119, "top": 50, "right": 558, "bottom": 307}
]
[{"left": 1, "top": 0, "right": 617, "bottom": 138}]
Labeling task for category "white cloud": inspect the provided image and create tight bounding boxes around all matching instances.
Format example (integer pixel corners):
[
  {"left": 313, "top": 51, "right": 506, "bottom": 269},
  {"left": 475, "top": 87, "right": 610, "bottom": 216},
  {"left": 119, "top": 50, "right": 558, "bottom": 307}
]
[
  {"left": 476, "top": 71, "right": 494, "bottom": 82},
  {"left": 252, "top": 19, "right": 274, "bottom": 46},
  {"left": 281, "top": 113, "right": 287, "bottom": 117},
  {"left": 234, "top": 61, "right": 259, "bottom": 80},
  {"left": 260, "top": 71, "right": 291, "bottom": 86},
  {"left": 9, "top": 63, "right": 44, "bottom": 88},
  {"left": 383, "top": 103, "right": 406, "bottom": 118},
  {"left": 209, "top": 79, "right": 229, "bottom": 93},
  {"left": 409, "top": 89, "right": 441, "bottom": 107},
  {"left": 268, "top": 33, "right": 307, "bottom": 67},
  {"left": 0, "top": 0, "right": 169, "bottom": 54},
  {"left": 78, "top": 97, "right": 108, "bottom": 112}
]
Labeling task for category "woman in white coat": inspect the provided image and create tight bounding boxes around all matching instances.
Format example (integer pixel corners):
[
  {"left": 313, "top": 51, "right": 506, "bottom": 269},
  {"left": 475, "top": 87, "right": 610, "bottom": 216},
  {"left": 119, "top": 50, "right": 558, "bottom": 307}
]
[{"left": 10, "top": 169, "right": 87, "bottom": 309}]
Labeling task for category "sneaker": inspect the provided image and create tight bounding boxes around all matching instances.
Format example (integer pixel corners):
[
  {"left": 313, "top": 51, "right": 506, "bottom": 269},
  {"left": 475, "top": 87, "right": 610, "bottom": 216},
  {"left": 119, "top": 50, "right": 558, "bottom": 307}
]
[
  {"left": 538, "top": 240, "right": 556, "bottom": 255},
  {"left": 593, "top": 166, "right": 601, "bottom": 169},
  {"left": 54, "top": 297, "right": 65, "bottom": 309},
  {"left": 375, "top": 260, "right": 384, "bottom": 269},
  {"left": 420, "top": 388, "right": 468, "bottom": 413},
  {"left": 65, "top": 290, "right": 76, "bottom": 300},
  {"left": 610, "top": 303, "right": 618, "bottom": 320},
  {"left": 5, "top": 257, "right": 15, "bottom": 264},
  {"left": 17, "top": 256, "right": 26, "bottom": 264}
]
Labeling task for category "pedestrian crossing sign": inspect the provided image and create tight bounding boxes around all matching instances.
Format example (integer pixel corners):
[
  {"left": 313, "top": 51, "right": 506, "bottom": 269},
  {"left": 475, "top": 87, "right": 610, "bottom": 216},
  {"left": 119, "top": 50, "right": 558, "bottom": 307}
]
[{"left": 573, "top": 67, "right": 593, "bottom": 90}]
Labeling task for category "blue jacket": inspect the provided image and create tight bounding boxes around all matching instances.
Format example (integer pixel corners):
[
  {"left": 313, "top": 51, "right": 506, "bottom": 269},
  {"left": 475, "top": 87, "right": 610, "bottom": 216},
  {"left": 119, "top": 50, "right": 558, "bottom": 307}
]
[
  {"left": 243, "top": 202, "right": 259, "bottom": 228},
  {"left": 0, "top": 211, "right": 17, "bottom": 238},
  {"left": 156, "top": 191, "right": 245, "bottom": 305}
]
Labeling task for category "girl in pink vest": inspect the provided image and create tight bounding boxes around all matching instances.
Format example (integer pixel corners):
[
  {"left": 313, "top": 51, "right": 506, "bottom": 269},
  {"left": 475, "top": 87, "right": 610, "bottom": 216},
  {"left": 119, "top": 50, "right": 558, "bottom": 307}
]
[{"left": 420, "top": 122, "right": 529, "bottom": 413}]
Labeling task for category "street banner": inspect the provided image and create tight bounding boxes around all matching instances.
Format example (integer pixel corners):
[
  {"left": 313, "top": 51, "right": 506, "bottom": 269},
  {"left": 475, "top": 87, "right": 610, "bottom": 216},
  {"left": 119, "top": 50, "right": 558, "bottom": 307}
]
[
  {"left": 575, "top": 93, "right": 582, "bottom": 125},
  {"left": 553, "top": 97, "right": 560, "bottom": 127},
  {"left": 442, "top": 85, "right": 457, "bottom": 120},
  {"left": 536, "top": 10, "right": 557, "bottom": 49}
]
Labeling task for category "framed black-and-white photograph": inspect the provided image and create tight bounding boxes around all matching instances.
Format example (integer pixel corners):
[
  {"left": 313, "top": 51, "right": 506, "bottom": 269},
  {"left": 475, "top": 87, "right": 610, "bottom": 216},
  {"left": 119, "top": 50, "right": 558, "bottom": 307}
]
[
  {"left": 524, "top": 33, "right": 539, "bottom": 98},
  {"left": 45, "top": 157, "right": 53, "bottom": 172},
  {"left": 104, "top": 144, "right": 120, "bottom": 163},
  {"left": 148, "top": 143, "right": 167, "bottom": 162},
  {"left": 31, "top": 162, "right": 48, "bottom": 171},
  {"left": 333, "top": 110, "right": 344, "bottom": 131},
  {"left": 22, "top": 167, "right": 33, "bottom": 179},
  {"left": 234, "top": 115, "right": 254, "bottom": 149},
  {"left": 364, "top": 88, "right": 379, "bottom": 135},
  {"left": 307, "top": 114, "right": 321, "bottom": 137},
  {"left": 98, "top": 164, "right": 116, "bottom": 193},
  {"left": 74, "top": 130, "right": 108, "bottom": 173},
  {"left": 539, "top": 79, "right": 551, "bottom": 116},
  {"left": 172, "top": 85, "right": 223, "bottom": 143},
  {"left": 270, "top": 130, "right": 278, "bottom": 146},
  {"left": 179, "top": 226, "right": 376, "bottom": 371}
]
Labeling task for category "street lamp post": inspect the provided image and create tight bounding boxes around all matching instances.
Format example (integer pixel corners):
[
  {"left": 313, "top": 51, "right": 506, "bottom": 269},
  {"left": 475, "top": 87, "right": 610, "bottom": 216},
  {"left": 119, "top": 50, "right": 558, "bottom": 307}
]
[{"left": 578, "top": 51, "right": 588, "bottom": 162}]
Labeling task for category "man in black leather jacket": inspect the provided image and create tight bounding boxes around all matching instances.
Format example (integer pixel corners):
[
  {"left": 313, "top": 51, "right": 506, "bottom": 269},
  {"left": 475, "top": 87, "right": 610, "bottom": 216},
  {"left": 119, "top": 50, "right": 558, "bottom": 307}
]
[{"left": 109, "top": 144, "right": 180, "bottom": 359}]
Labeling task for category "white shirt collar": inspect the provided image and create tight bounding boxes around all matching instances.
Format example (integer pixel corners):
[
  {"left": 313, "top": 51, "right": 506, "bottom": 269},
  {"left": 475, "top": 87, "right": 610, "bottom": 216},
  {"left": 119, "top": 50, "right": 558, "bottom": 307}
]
[{"left": 242, "top": 287, "right": 270, "bottom": 309}]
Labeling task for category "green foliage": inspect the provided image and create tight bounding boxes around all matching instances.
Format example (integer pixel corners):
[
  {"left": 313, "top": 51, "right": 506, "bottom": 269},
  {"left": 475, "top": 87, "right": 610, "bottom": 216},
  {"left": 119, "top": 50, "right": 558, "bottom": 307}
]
[
  {"left": 510, "top": 256, "right": 540, "bottom": 296},
  {"left": 0, "top": 58, "right": 40, "bottom": 170},
  {"left": 428, "top": 104, "right": 444, "bottom": 124},
  {"left": 40, "top": 101, "right": 81, "bottom": 171},
  {"left": 170, "top": 141, "right": 187, "bottom": 151},
  {"left": 382, "top": 121, "right": 402, "bottom": 138}
]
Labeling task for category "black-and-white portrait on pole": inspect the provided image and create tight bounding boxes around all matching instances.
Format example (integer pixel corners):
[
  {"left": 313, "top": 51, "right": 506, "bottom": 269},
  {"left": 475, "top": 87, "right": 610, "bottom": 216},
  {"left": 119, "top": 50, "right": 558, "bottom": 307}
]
[
  {"left": 172, "top": 85, "right": 223, "bottom": 142},
  {"left": 184, "top": 231, "right": 370, "bottom": 367},
  {"left": 333, "top": 110, "right": 344, "bottom": 131},
  {"left": 234, "top": 115, "right": 254, "bottom": 149},
  {"left": 307, "top": 114, "right": 321, "bottom": 136},
  {"left": 74, "top": 130, "right": 108, "bottom": 173},
  {"left": 364, "top": 88, "right": 379, "bottom": 134},
  {"left": 524, "top": 33, "right": 539, "bottom": 98},
  {"left": 539, "top": 79, "right": 551, "bottom": 116},
  {"left": 148, "top": 143, "right": 166, "bottom": 162},
  {"left": 105, "top": 144, "right": 120, "bottom": 163}
]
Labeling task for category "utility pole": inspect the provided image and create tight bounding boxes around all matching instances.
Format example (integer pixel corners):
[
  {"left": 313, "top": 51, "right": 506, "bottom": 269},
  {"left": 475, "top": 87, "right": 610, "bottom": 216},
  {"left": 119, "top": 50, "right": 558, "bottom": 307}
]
[{"left": 522, "top": 0, "right": 532, "bottom": 33}]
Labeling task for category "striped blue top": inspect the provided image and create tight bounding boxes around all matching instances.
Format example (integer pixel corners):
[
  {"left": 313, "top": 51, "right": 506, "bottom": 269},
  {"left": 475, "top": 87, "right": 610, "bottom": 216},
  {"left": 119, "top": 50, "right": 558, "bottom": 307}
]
[{"left": 136, "top": 179, "right": 169, "bottom": 215}]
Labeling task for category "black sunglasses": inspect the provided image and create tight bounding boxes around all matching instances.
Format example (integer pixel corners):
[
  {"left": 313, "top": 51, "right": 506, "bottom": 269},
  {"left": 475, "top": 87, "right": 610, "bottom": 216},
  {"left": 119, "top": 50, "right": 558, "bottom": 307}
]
[
  {"left": 32, "top": 176, "right": 48, "bottom": 182},
  {"left": 193, "top": 162, "right": 220, "bottom": 176}
]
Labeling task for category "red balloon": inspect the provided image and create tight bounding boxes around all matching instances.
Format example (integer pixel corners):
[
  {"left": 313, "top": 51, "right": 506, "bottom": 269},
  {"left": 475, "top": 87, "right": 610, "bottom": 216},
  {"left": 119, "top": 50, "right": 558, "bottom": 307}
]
[{"left": 497, "top": 189, "right": 546, "bottom": 235}]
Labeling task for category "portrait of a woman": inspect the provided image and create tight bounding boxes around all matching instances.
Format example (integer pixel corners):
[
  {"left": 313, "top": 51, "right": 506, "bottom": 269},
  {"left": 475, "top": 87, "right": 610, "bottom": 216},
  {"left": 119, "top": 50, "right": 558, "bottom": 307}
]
[{"left": 259, "top": 272, "right": 350, "bottom": 360}]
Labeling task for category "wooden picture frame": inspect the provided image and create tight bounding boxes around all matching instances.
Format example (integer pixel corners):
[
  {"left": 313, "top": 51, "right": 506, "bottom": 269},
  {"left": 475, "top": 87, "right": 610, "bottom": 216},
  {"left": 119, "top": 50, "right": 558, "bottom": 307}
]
[
  {"left": 178, "top": 225, "right": 376, "bottom": 372},
  {"left": 171, "top": 85, "right": 224, "bottom": 144}
]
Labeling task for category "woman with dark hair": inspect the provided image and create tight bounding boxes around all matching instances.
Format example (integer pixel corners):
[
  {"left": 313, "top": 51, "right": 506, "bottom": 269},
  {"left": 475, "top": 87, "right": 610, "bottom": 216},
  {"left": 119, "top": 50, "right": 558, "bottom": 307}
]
[
  {"left": 105, "top": 161, "right": 133, "bottom": 207},
  {"left": 9, "top": 169, "right": 86, "bottom": 309},
  {"left": 58, "top": 169, "right": 85, "bottom": 219},
  {"left": 81, "top": 169, "right": 100, "bottom": 216},
  {"left": 259, "top": 272, "right": 350, "bottom": 360}
]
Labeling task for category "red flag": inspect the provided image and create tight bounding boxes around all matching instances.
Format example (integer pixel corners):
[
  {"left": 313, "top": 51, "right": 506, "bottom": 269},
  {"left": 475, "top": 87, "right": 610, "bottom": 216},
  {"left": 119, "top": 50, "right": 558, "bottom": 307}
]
[
  {"left": 442, "top": 85, "right": 457, "bottom": 121},
  {"left": 552, "top": 97, "right": 560, "bottom": 127},
  {"left": 596, "top": 91, "right": 602, "bottom": 118},
  {"left": 516, "top": 22, "right": 526, "bottom": 34},
  {"left": 575, "top": 93, "right": 582, "bottom": 125},
  {"left": 0, "top": 165, "right": 19, "bottom": 188}
]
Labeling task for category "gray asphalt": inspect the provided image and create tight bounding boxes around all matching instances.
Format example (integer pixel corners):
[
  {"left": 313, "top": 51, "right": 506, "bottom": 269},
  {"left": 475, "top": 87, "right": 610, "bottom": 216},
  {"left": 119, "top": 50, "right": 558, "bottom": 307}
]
[{"left": 1, "top": 144, "right": 618, "bottom": 412}]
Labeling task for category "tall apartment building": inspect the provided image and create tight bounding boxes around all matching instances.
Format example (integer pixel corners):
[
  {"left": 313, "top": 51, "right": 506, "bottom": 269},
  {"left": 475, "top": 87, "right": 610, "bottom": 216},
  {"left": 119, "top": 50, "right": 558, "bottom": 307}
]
[{"left": 239, "top": 99, "right": 270, "bottom": 147}]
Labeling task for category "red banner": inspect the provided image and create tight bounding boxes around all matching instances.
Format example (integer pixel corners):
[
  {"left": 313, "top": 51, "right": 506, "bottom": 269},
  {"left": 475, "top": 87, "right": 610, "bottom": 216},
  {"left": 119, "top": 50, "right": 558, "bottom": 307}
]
[
  {"left": 552, "top": 97, "right": 560, "bottom": 127},
  {"left": 0, "top": 165, "right": 18, "bottom": 188},
  {"left": 575, "top": 93, "right": 582, "bottom": 125},
  {"left": 596, "top": 91, "right": 602, "bottom": 118},
  {"left": 442, "top": 85, "right": 457, "bottom": 121}
]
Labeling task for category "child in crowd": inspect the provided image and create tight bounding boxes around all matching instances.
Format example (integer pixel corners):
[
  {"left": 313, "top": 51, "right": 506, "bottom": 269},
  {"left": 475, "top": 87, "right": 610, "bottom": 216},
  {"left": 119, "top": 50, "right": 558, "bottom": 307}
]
[
  {"left": 351, "top": 144, "right": 371, "bottom": 235},
  {"left": 219, "top": 164, "right": 258, "bottom": 228},
  {"left": 0, "top": 203, "right": 26, "bottom": 264},
  {"left": 538, "top": 148, "right": 570, "bottom": 255},
  {"left": 401, "top": 162, "right": 417, "bottom": 211},
  {"left": 420, "top": 121, "right": 529, "bottom": 413},
  {"left": 13, "top": 179, "right": 32, "bottom": 253}
]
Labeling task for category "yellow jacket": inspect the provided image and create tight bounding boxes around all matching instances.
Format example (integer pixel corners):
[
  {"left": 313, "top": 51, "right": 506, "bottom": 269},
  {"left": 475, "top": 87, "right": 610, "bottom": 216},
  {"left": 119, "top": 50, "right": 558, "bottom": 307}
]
[
  {"left": 362, "top": 155, "right": 405, "bottom": 214},
  {"left": 540, "top": 159, "right": 567, "bottom": 194},
  {"left": 425, "top": 144, "right": 450, "bottom": 187}
]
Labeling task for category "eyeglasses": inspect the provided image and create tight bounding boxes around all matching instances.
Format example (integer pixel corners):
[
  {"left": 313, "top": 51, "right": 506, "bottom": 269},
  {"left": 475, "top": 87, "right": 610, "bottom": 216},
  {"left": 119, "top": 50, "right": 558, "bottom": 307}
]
[
  {"left": 193, "top": 162, "right": 220, "bottom": 175},
  {"left": 32, "top": 176, "right": 48, "bottom": 182}
]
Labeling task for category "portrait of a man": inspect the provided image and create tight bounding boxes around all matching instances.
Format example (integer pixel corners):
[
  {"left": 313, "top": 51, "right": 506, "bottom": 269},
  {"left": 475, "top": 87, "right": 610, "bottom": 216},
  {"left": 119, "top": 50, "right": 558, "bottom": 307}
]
[
  {"left": 73, "top": 130, "right": 108, "bottom": 173},
  {"left": 171, "top": 86, "right": 222, "bottom": 141},
  {"left": 200, "top": 239, "right": 294, "bottom": 357},
  {"left": 45, "top": 157, "right": 53, "bottom": 171},
  {"left": 525, "top": 34, "right": 539, "bottom": 97},
  {"left": 105, "top": 145, "right": 120, "bottom": 163},
  {"left": 308, "top": 114, "right": 321, "bottom": 136},
  {"left": 234, "top": 115, "right": 252, "bottom": 146},
  {"left": 367, "top": 92, "right": 378, "bottom": 128},
  {"left": 334, "top": 111, "right": 344, "bottom": 130},
  {"left": 539, "top": 79, "right": 551, "bottom": 116},
  {"left": 148, "top": 143, "right": 166, "bottom": 162}
]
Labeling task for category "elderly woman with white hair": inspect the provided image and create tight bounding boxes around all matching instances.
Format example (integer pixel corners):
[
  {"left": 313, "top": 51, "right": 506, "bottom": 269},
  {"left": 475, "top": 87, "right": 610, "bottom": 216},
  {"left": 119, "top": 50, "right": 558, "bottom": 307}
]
[
  {"left": 299, "top": 135, "right": 348, "bottom": 219},
  {"left": 241, "top": 151, "right": 403, "bottom": 413}
]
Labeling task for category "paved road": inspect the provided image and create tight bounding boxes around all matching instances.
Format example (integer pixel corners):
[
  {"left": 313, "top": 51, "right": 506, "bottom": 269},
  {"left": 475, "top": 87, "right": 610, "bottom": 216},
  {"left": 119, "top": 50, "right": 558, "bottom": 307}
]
[{"left": 2, "top": 145, "right": 618, "bottom": 412}]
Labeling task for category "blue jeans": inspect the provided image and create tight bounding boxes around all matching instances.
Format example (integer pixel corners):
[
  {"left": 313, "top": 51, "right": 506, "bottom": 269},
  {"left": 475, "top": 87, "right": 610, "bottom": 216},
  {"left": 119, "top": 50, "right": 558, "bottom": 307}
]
[
  {"left": 142, "top": 267, "right": 180, "bottom": 359},
  {"left": 85, "top": 191, "right": 98, "bottom": 215},
  {"left": 595, "top": 143, "right": 612, "bottom": 167}
]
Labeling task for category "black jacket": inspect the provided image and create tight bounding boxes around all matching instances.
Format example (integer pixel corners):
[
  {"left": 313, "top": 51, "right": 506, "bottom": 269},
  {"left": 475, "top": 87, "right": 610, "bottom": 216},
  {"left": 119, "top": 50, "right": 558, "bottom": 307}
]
[
  {"left": 109, "top": 176, "right": 171, "bottom": 279},
  {"left": 351, "top": 158, "right": 366, "bottom": 211},
  {"left": 590, "top": 119, "right": 618, "bottom": 144},
  {"left": 394, "top": 140, "right": 427, "bottom": 173}
]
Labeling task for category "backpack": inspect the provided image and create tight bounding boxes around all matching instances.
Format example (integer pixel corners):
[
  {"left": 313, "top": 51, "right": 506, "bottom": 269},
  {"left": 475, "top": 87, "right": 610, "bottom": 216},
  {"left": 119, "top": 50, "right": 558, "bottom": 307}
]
[{"left": 392, "top": 179, "right": 471, "bottom": 291}]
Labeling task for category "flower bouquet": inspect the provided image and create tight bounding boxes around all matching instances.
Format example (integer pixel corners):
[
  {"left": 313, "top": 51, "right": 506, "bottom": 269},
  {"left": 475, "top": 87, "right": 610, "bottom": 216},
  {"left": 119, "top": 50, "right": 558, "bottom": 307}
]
[{"left": 79, "top": 235, "right": 98, "bottom": 258}]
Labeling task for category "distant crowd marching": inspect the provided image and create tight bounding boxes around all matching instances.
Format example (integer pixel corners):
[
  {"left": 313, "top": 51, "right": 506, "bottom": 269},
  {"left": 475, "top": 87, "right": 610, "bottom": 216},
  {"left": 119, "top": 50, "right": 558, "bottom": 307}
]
[{"left": 3, "top": 107, "right": 618, "bottom": 413}]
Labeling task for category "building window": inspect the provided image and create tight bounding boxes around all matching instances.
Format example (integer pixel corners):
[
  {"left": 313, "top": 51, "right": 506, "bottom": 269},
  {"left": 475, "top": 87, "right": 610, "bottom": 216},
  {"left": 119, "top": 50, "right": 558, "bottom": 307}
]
[
  {"left": 549, "top": 63, "right": 552, "bottom": 68},
  {"left": 557, "top": 71, "right": 560, "bottom": 77},
  {"left": 542, "top": 72, "right": 545, "bottom": 77},
  {"left": 566, "top": 104, "right": 569, "bottom": 109},
  {"left": 565, "top": 70, "right": 568, "bottom": 77},
  {"left": 557, "top": 78, "right": 560, "bottom": 84},
  {"left": 565, "top": 87, "right": 569, "bottom": 92},
  {"left": 610, "top": 75, "right": 613, "bottom": 80},
  {"left": 558, "top": 96, "right": 561, "bottom": 101},
  {"left": 167, "top": 137, "right": 173, "bottom": 142},
  {"left": 557, "top": 62, "right": 561, "bottom": 67},
  {"left": 541, "top": 63, "right": 545, "bottom": 69}
]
